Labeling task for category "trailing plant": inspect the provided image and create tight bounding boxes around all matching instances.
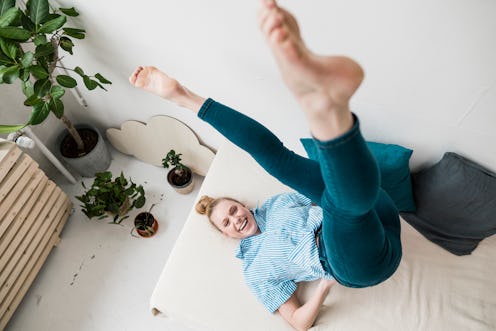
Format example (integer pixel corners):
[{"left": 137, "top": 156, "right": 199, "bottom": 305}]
[
  {"left": 76, "top": 171, "right": 146, "bottom": 224},
  {"left": 0, "top": 0, "right": 111, "bottom": 154}
]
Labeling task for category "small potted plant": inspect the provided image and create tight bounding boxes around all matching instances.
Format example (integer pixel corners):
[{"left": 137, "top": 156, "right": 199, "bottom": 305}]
[
  {"left": 76, "top": 171, "right": 146, "bottom": 224},
  {"left": 162, "top": 149, "right": 194, "bottom": 194},
  {"left": 132, "top": 204, "right": 159, "bottom": 238}
]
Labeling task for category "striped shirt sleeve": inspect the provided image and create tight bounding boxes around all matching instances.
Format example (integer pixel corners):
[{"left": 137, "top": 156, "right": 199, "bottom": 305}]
[{"left": 247, "top": 278, "right": 298, "bottom": 313}]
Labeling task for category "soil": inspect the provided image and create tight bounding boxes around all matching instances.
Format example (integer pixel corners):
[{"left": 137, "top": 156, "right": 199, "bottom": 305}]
[
  {"left": 60, "top": 128, "right": 98, "bottom": 158},
  {"left": 135, "top": 212, "right": 155, "bottom": 227},
  {"left": 168, "top": 168, "right": 192, "bottom": 186}
]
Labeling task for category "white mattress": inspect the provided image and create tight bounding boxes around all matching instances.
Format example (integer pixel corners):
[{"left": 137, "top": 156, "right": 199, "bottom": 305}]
[{"left": 150, "top": 141, "right": 496, "bottom": 331}]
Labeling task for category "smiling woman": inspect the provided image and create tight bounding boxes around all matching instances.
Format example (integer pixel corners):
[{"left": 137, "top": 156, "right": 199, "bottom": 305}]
[{"left": 196, "top": 195, "right": 260, "bottom": 239}]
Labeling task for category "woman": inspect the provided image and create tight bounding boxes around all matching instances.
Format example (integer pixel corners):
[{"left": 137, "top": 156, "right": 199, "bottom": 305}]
[{"left": 129, "top": 0, "right": 402, "bottom": 329}]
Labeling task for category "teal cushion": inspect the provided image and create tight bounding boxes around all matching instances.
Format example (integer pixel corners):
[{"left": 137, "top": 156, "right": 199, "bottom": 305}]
[{"left": 300, "top": 138, "right": 416, "bottom": 212}]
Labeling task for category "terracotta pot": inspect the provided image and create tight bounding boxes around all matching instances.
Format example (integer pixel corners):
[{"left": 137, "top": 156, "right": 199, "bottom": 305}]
[{"left": 133, "top": 212, "right": 158, "bottom": 238}]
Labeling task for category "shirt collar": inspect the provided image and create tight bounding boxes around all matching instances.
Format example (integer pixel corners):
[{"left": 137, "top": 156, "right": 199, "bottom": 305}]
[
  {"left": 236, "top": 205, "right": 265, "bottom": 259},
  {"left": 252, "top": 204, "right": 266, "bottom": 233}
]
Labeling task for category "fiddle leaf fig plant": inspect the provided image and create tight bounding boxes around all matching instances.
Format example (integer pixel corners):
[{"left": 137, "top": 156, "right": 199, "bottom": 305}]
[
  {"left": 76, "top": 171, "right": 146, "bottom": 224},
  {"left": 0, "top": 0, "right": 111, "bottom": 153}
]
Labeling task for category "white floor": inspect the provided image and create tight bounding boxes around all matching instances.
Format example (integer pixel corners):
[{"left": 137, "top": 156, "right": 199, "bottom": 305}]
[{"left": 6, "top": 147, "right": 200, "bottom": 331}]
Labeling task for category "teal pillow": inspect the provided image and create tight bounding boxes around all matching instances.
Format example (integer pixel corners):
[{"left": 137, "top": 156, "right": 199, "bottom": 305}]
[{"left": 300, "top": 138, "right": 416, "bottom": 212}]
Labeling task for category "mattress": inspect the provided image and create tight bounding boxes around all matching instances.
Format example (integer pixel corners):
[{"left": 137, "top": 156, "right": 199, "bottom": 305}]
[{"left": 150, "top": 141, "right": 496, "bottom": 331}]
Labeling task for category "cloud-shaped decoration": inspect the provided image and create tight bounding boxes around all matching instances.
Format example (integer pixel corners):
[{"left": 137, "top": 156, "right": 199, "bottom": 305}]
[{"left": 106, "top": 116, "right": 215, "bottom": 176}]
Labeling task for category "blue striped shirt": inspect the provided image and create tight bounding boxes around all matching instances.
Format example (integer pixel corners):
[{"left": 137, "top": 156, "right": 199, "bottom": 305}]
[{"left": 235, "top": 192, "right": 334, "bottom": 313}]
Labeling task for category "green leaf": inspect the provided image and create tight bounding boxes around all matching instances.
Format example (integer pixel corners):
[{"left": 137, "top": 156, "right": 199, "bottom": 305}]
[
  {"left": 56, "top": 74, "right": 77, "bottom": 88},
  {"left": 134, "top": 195, "right": 146, "bottom": 208},
  {"left": 34, "top": 42, "right": 54, "bottom": 58},
  {"left": 1, "top": 64, "right": 18, "bottom": 83},
  {"left": 23, "top": 93, "right": 42, "bottom": 106},
  {"left": 0, "top": 37, "right": 16, "bottom": 59},
  {"left": 62, "top": 27, "right": 85, "bottom": 39},
  {"left": 38, "top": 14, "right": 66, "bottom": 33},
  {"left": 0, "top": 123, "right": 27, "bottom": 134},
  {"left": 20, "top": 51, "right": 34, "bottom": 68},
  {"left": 44, "top": 13, "right": 59, "bottom": 22},
  {"left": 19, "top": 68, "right": 29, "bottom": 81},
  {"left": 95, "top": 73, "right": 111, "bottom": 84},
  {"left": 93, "top": 80, "right": 107, "bottom": 91},
  {"left": 29, "top": 101, "right": 50, "bottom": 125},
  {"left": 49, "top": 98, "right": 64, "bottom": 118},
  {"left": 0, "top": 26, "right": 31, "bottom": 41},
  {"left": 22, "top": 80, "right": 34, "bottom": 97},
  {"left": 0, "top": 0, "right": 15, "bottom": 17},
  {"left": 0, "top": 7, "right": 19, "bottom": 28},
  {"left": 99, "top": 171, "right": 112, "bottom": 181},
  {"left": 20, "top": 12, "right": 36, "bottom": 32},
  {"left": 0, "top": 64, "right": 7, "bottom": 81},
  {"left": 59, "top": 36, "right": 73, "bottom": 54},
  {"left": 0, "top": 49, "right": 12, "bottom": 65},
  {"left": 33, "top": 77, "right": 51, "bottom": 96},
  {"left": 29, "top": 0, "right": 49, "bottom": 28},
  {"left": 83, "top": 75, "right": 98, "bottom": 90},
  {"left": 33, "top": 34, "right": 46, "bottom": 46},
  {"left": 29, "top": 64, "right": 48, "bottom": 79},
  {"left": 59, "top": 7, "right": 79, "bottom": 17},
  {"left": 74, "top": 66, "right": 84, "bottom": 76},
  {"left": 50, "top": 85, "right": 65, "bottom": 99}
]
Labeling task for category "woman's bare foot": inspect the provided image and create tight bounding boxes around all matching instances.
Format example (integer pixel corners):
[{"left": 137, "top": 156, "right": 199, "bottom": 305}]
[
  {"left": 258, "top": 0, "right": 364, "bottom": 140},
  {"left": 129, "top": 66, "right": 206, "bottom": 112}
]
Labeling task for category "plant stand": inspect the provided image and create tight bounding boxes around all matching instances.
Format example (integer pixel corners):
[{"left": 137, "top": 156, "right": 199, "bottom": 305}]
[{"left": 0, "top": 141, "right": 72, "bottom": 330}]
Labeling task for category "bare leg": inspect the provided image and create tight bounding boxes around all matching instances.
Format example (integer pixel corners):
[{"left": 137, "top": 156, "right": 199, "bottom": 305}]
[
  {"left": 129, "top": 66, "right": 206, "bottom": 112},
  {"left": 258, "top": 0, "right": 364, "bottom": 141}
]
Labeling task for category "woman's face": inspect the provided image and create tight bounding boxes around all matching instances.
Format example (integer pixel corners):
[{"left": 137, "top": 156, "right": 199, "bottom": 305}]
[{"left": 210, "top": 199, "right": 259, "bottom": 239}]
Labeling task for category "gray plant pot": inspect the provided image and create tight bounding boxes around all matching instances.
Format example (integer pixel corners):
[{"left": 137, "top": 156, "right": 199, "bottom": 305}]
[{"left": 56, "top": 124, "right": 111, "bottom": 177}]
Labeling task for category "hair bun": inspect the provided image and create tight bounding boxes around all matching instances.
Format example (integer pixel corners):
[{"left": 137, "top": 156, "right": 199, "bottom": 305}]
[{"left": 196, "top": 195, "right": 214, "bottom": 215}]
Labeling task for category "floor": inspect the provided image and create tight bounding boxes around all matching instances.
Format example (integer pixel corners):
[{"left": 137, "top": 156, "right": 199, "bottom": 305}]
[{"left": 6, "top": 147, "right": 200, "bottom": 331}]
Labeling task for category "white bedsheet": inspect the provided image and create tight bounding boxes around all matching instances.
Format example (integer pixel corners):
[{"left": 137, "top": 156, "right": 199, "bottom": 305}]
[{"left": 150, "top": 141, "right": 496, "bottom": 331}]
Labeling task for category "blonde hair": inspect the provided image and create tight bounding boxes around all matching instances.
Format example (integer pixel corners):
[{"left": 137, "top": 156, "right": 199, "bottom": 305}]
[{"left": 196, "top": 195, "right": 242, "bottom": 230}]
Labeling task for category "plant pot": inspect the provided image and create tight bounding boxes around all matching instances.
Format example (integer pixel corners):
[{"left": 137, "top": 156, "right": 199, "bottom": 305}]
[
  {"left": 167, "top": 166, "right": 194, "bottom": 194},
  {"left": 133, "top": 212, "right": 159, "bottom": 238},
  {"left": 56, "top": 124, "right": 111, "bottom": 177}
]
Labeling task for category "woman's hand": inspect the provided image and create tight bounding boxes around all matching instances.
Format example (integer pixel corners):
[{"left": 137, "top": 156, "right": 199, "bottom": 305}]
[
  {"left": 318, "top": 278, "right": 337, "bottom": 292},
  {"left": 278, "top": 278, "right": 337, "bottom": 331}
]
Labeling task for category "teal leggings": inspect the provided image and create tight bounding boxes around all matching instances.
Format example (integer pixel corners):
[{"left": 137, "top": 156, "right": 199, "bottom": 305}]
[{"left": 198, "top": 98, "right": 402, "bottom": 287}]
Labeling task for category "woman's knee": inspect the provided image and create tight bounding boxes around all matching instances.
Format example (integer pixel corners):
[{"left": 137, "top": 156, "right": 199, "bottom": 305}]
[{"left": 332, "top": 243, "right": 402, "bottom": 288}]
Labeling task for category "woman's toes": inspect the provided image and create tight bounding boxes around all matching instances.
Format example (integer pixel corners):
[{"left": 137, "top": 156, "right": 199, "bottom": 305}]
[
  {"left": 262, "top": 11, "right": 284, "bottom": 38},
  {"left": 271, "top": 26, "right": 288, "bottom": 44},
  {"left": 129, "top": 67, "right": 144, "bottom": 85}
]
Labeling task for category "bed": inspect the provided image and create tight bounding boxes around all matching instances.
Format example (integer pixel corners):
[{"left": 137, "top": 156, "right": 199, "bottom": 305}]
[{"left": 149, "top": 141, "right": 496, "bottom": 331}]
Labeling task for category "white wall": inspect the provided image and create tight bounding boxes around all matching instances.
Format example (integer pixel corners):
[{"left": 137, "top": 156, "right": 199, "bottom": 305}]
[{"left": 2, "top": 0, "right": 495, "bottom": 176}]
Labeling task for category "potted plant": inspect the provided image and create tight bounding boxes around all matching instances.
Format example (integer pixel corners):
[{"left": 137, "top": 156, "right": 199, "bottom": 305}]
[
  {"left": 162, "top": 149, "right": 194, "bottom": 194},
  {"left": 0, "top": 0, "right": 112, "bottom": 177},
  {"left": 76, "top": 171, "right": 146, "bottom": 224},
  {"left": 132, "top": 207, "right": 159, "bottom": 238}
]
